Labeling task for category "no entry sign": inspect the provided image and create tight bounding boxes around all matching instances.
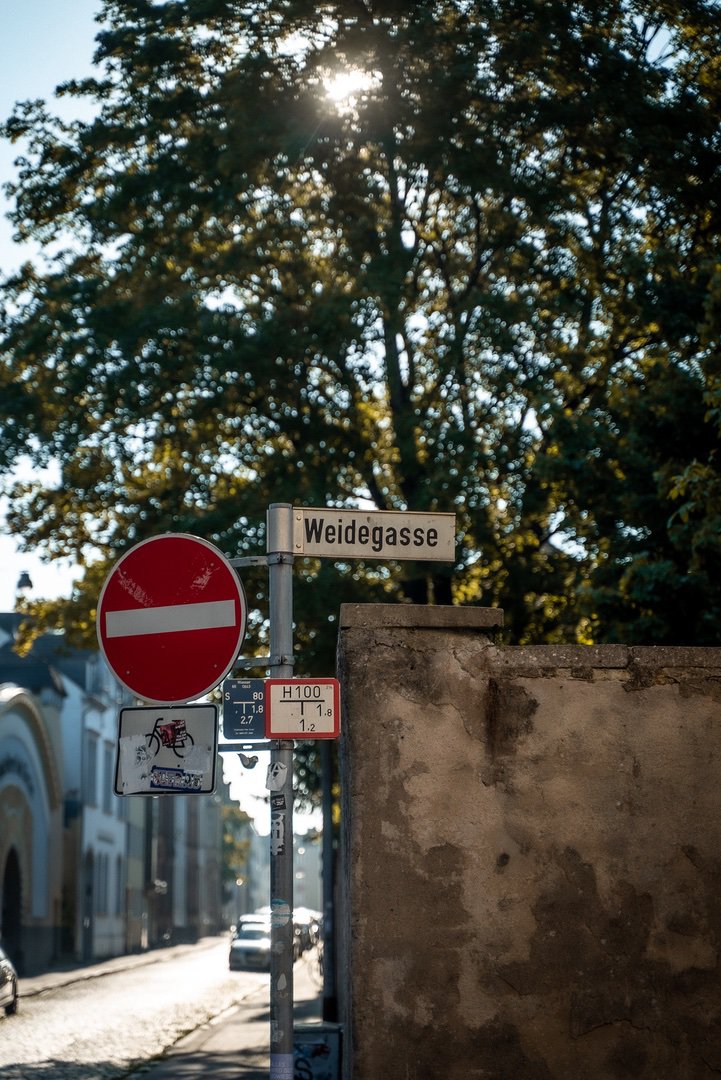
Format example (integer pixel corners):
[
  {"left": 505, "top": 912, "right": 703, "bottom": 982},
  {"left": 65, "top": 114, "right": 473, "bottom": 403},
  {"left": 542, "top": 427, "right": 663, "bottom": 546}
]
[{"left": 97, "top": 534, "right": 247, "bottom": 704}]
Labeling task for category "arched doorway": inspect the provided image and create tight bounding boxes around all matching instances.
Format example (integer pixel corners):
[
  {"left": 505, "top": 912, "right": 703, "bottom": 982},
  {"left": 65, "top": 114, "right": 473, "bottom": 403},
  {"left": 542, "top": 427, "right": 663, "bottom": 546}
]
[{"left": 2, "top": 848, "right": 23, "bottom": 973}]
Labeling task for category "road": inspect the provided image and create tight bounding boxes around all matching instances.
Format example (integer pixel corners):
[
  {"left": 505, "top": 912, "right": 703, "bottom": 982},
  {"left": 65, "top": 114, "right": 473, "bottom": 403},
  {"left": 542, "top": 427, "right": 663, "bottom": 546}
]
[{"left": 0, "top": 937, "right": 294, "bottom": 1080}]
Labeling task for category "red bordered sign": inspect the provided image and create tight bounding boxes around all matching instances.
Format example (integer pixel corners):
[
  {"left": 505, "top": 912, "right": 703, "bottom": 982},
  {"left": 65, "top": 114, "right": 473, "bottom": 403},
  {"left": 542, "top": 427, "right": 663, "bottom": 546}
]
[
  {"left": 265, "top": 679, "right": 341, "bottom": 739},
  {"left": 97, "top": 534, "right": 247, "bottom": 705}
]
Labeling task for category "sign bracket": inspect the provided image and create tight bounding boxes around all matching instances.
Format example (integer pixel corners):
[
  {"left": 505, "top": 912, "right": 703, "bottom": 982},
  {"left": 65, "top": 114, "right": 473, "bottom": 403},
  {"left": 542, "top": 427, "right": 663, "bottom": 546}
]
[
  {"left": 232, "top": 654, "right": 295, "bottom": 670},
  {"left": 268, "top": 551, "right": 295, "bottom": 566},
  {"left": 218, "top": 740, "right": 277, "bottom": 753}
]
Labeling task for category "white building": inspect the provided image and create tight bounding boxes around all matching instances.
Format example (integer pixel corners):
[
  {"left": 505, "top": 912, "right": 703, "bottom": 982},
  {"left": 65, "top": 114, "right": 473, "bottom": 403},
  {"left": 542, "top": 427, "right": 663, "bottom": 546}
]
[
  {"left": 0, "top": 615, "right": 65, "bottom": 972},
  {"left": 1, "top": 615, "right": 232, "bottom": 972}
]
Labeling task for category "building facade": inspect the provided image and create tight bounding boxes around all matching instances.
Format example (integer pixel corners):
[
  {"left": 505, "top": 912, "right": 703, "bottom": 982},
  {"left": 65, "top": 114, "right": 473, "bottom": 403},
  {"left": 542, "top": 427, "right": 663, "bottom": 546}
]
[
  {"left": 0, "top": 614, "right": 232, "bottom": 974},
  {"left": 0, "top": 678, "right": 64, "bottom": 974}
]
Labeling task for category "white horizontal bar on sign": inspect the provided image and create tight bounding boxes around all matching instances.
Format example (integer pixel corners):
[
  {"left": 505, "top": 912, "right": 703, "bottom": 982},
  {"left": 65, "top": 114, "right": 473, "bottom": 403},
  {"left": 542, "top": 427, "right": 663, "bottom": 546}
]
[{"left": 105, "top": 599, "right": 236, "bottom": 638}]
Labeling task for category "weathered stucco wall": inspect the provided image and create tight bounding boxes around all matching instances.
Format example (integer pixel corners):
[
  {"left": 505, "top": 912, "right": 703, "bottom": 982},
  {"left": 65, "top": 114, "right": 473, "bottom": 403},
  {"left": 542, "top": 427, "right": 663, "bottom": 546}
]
[{"left": 337, "top": 605, "right": 721, "bottom": 1080}]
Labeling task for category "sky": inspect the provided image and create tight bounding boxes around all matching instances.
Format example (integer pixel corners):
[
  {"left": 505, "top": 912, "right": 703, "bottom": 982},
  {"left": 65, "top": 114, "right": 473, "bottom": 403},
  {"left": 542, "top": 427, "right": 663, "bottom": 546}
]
[
  {"left": 0, "top": 3, "right": 321, "bottom": 834},
  {"left": 1, "top": 0, "right": 101, "bottom": 612}
]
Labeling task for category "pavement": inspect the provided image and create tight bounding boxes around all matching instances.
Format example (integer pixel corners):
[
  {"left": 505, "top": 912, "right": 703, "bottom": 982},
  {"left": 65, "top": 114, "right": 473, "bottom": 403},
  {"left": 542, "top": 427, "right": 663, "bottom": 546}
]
[
  {"left": 20, "top": 936, "right": 334, "bottom": 1080},
  {"left": 19, "top": 935, "right": 226, "bottom": 998}
]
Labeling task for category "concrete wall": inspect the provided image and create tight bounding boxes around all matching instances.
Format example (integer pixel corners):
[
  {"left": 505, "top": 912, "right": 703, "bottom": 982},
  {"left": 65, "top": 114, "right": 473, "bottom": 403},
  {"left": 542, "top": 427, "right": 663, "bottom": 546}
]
[{"left": 337, "top": 605, "right": 721, "bottom": 1080}]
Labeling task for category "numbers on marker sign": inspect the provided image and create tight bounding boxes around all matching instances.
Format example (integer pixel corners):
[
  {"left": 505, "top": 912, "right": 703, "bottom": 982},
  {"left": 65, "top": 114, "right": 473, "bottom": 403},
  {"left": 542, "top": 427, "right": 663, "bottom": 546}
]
[
  {"left": 265, "top": 679, "right": 341, "bottom": 739},
  {"left": 281, "top": 683, "right": 322, "bottom": 700},
  {"left": 222, "top": 678, "right": 267, "bottom": 740}
]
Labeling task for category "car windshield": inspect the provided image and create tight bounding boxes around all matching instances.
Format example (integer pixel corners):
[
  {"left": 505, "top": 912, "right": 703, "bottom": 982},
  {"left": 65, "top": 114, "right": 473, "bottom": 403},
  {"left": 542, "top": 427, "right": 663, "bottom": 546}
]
[{"left": 236, "top": 928, "right": 269, "bottom": 940}]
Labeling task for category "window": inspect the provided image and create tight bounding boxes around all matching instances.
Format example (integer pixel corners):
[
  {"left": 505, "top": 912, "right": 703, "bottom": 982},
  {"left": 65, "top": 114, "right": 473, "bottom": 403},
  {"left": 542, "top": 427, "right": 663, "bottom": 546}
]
[
  {"left": 103, "top": 743, "right": 113, "bottom": 814},
  {"left": 116, "top": 855, "right": 124, "bottom": 917},
  {"left": 87, "top": 657, "right": 104, "bottom": 697},
  {"left": 95, "top": 852, "right": 108, "bottom": 915},
  {"left": 84, "top": 733, "right": 98, "bottom": 806}
]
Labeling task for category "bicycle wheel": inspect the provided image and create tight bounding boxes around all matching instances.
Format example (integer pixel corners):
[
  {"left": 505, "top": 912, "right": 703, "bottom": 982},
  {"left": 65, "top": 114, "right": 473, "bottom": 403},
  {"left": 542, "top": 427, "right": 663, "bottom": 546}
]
[
  {"left": 144, "top": 733, "right": 161, "bottom": 758},
  {"left": 172, "top": 732, "right": 195, "bottom": 760}
]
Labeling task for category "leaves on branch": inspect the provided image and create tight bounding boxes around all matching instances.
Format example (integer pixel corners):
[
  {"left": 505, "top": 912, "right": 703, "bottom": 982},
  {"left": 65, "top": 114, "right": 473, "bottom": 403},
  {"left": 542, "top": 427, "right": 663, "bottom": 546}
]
[{"left": 2, "top": 0, "right": 720, "bottom": 714}]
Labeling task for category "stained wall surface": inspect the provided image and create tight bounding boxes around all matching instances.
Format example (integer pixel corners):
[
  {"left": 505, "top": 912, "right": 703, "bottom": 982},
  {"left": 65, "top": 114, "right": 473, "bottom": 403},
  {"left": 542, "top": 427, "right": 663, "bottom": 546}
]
[{"left": 336, "top": 605, "right": 721, "bottom": 1080}]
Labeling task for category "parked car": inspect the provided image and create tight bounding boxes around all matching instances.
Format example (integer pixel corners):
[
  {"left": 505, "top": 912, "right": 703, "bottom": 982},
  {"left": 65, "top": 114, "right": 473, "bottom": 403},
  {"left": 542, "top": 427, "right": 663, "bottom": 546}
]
[
  {"left": 0, "top": 947, "right": 18, "bottom": 1017},
  {"left": 253, "top": 905, "right": 313, "bottom": 956},
  {"left": 229, "top": 913, "right": 302, "bottom": 970},
  {"left": 229, "top": 923, "right": 273, "bottom": 971},
  {"left": 238, "top": 913, "right": 270, "bottom": 930},
  {"left": 293, "top": 907, "right": 322, "bottom": 953}
]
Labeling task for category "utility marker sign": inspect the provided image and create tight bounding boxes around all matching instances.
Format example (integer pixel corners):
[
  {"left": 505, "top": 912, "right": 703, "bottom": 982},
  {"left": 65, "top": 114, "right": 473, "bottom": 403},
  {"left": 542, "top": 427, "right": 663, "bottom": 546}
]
[
  {"left": 294, "top": 508, "right": 455, "bottom": 562},
  {"left": 222, "top": 678, "right": 266, "bottom": 740},
  {"left": 265, "top": 679, "right": 340, "bottom": 739}
]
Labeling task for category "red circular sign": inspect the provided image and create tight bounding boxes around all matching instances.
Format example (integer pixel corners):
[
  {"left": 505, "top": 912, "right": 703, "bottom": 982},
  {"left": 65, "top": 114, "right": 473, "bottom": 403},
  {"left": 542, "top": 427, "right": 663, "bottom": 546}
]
[{"left": 96, "top": 534, "right": 247, "bottom": 704}]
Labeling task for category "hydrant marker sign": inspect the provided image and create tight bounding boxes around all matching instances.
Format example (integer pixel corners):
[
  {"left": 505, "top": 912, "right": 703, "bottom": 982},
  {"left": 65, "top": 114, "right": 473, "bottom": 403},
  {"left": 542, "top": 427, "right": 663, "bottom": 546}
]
[{"left": 265, "top": 679, "right": 340, "bottom": 739}]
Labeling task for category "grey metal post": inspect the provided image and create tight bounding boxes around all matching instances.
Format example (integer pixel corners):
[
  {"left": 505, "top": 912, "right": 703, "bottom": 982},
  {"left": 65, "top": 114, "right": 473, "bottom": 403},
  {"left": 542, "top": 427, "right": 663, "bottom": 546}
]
[
  {"left": 267, "top": 503, "right": 295, "bottom": 1080},
  {"left": 321, "top": 739, "right": 338, "bottom": 1021}
]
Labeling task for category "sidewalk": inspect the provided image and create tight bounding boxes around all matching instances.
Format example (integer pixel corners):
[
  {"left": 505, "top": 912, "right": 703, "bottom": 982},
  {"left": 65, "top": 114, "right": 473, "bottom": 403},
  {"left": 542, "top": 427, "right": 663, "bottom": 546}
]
[
  {"left": 19, "top": 935, "right": 225, "bottom": 998},
  {"left": 140, "top": 950, "right": 326, "bottom": 1079},
  {"left": 19, "top": 937, "right": 330, "bottom": 1080}
]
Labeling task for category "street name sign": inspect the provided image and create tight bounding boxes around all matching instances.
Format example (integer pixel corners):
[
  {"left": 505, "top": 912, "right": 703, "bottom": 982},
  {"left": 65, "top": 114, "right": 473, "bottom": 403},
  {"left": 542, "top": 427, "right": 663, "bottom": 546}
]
[
  {"left": 265, "top": 679, "right": 341, "bottom": 739},
  {"left": 292, "top": 508, "right": 455, "bottom": 562},
  {"left": 114, "top": 703, "right": 218, "bottom": 795},
  {"left": 222, "top": 678, "right": 267, "bottom": 740},
  {"left": 97, "top": 533, "right": 247, "bottom": 705}
]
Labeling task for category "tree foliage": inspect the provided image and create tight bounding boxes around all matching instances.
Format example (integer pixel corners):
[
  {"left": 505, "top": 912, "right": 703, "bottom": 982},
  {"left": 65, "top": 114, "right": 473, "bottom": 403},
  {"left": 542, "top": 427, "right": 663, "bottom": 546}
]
[
  {"left": 221, "top": 802, "right": 252, "bottom": 899},
  {"left": 1, "top": 0, "right": 720, "bottom": 681}
]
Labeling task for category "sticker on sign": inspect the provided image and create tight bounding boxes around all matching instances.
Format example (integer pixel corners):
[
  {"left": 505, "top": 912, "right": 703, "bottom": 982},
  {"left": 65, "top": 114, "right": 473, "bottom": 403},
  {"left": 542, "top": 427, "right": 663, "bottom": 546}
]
[{"left": 265, "top": 679, "right": 341, "bottom": 739}]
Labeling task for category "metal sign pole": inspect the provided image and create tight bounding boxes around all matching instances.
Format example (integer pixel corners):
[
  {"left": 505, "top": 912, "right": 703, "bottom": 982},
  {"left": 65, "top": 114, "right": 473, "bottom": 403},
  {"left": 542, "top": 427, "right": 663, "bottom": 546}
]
[{"left": 267, "top": 503, "right": 295, "bottom": 1080}]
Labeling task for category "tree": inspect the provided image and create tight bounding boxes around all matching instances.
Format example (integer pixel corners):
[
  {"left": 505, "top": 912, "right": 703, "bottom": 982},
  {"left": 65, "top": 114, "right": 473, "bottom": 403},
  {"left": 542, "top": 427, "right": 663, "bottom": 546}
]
[
  {"left": 221, "top": 803, "right": 252, "bottom": 910},
  {"left": 1, "top": 0, "right": 720, "bottom": 686},
  {"left": 530, "top": 1, "right": 721, "bottom": 643}
]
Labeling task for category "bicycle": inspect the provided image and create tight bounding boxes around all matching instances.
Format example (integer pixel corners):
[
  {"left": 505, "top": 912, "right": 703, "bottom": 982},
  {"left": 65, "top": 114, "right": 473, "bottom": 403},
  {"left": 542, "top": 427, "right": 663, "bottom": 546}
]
[
  {"left": 303, "top": 940, "right": 324, "bottom": 989},
  {"left": 144, "top": 715, "right": 195, "bottom": 760}
]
